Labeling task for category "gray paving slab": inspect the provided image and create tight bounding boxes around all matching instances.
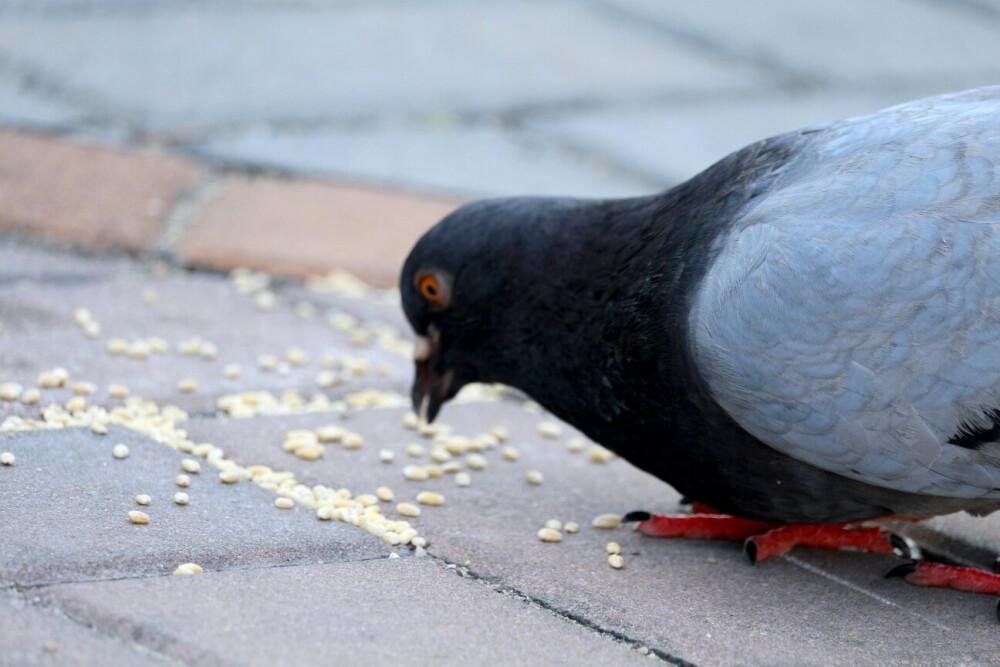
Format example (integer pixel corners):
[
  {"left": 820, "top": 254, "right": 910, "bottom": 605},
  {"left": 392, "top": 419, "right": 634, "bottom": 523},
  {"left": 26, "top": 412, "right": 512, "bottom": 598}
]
[
  {"left": 0, "top": 1, "right": 763, "bottom": 131},
  {"left": 36, "top": 558, "right": 652, "bottom": 666},
  {"left": 0, "top": 244, "right": 411, "bottom": 417},
  {"left": 0, "top": 426, "right": 389, "bottom": 587},
  {"left": 180, "top": 402, "right": 1000, "bottom": 665},
  {"left": 0, "top": 588, "right": 168, "bottom": 666},
  {"left": 600, "top": 0, "right": 1000, "bottom": 89},
  {"left": 535, "top": 89, "right": 935, "bottom": 186},
  {"left": 190, "top": 122, "right": 656, "bottom": 199}
]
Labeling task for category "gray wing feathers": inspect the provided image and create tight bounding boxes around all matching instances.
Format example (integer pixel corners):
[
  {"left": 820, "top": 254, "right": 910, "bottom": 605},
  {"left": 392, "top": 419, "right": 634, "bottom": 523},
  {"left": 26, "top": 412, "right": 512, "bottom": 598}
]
[{"left": 691, "top": 88, "right": 1000, "bottom": 498}]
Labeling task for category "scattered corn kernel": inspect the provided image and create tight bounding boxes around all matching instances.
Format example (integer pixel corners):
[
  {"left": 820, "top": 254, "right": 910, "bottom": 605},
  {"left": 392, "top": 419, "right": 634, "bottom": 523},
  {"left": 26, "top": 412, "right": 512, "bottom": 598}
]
[
  {"left": 142, "top": 289, "right": 159, "bottom": 305},
  {"left": 405, "top": 443, "right": 426, "bottom": 458},
  {"left": 564, "top": 522, "right": 580, "bottom": 534},
  {"left": 295, "top": 446, "right": 324, "bottom": 461},
  {"left": 176, "top": 474, "right": 191, "bottom": 488},
  {"left": 412, "top": 536, "right": 427, "bottom": 548},
  {"left": 546, "top": 519, "right": 563, "bottom": 531},
  {"left": 592, "top": 513, "right": 622, "bottom": 529},
  {"left": 0, "top": 452, "right": 15, "bottom": 466},
  {"left": 316, "top": 425, "right": 346, "bottom": 442},
  {"left": 91, "top": 422, "right": 108, "bottom": 435},
  {"left": 416, "top": 491, "right": 444, "bottom": 506},
  {"left": 606, "top": 542, "right": 621, "bottom": 555},
  {"left": 219, "top": 469, "right": 241, "bottom": 484},
  {"left": 341, "top": 433, "right": 364, "bottom": 450},
  {"left": 567, "top": 437, "right": 586, "bottom": 453},
  {"left": 537, "top": 421, "right": 562, "bottom": 438},
  {"left": 294, "top": 301, "right": 316, "bottom": 319},
  {"left": 397, "top": 502, "right": 421, "bottom": 517},
  {"left": 379, "top": 449, "right": 396, "bottom": 463},
  {"left": 424, "top": 465, "right": 443, "bottom": 478},
  {"left": 501, "top": 446, "right": 521, "bottom": 462},
  {"left": 148, "top": 338, "right": 169, "bottom": 354},
  {"left": 589, "top": 445, "right": 617, "bottom": 464},
  {"left": 66, "top": 396, "right": 86, "bottom": 413},
  {"left": 20, "top": 388, "right": 40, "bottom": 405},
  {"left": 608, "top": 554, "right": 625, "bottom": 569},
  {"left": 525, "top": 470, "right": 544, "bottom": 485},
  {"left": 402, "top": 412, "right": 419, "bottom": 429},
  {"left": 537, "top": 528, "right": 563, "bottom": 543},
  {"left": 490, "top": 425, "right": 509, "bottom": 442},
  {"left": 180, "top": 458, "right": 201, "bottom": 474},
  {"left": 257, "top": 354, "right": 278, "bottom": 371},
  {"left": 200, "top": 342, "right": 218, "bottom": 360},
  {"left": 442, "top": 461, "right": 462, "bottom": 474},
  {"left": 316, "top": 506, "right": 334, "bottom": 520},
  {"left": 173, "top": 563, "right": 204, "bottom": 575},
  {"left": 128, "top": 510, "right": 149, "bottom": 524},
  {"left": 71, "top": 381, "right": 96, "bottom": 396},
  {"left": 315, "top": 371, "right": 339, "bottom": 388},
  {"left": 135, "top": 494, "right": 151, "bottom": 505},
  {"left": 285, "top": 347, "right": 309, "bottom": 366},
  {"left": 112, "top": 444, "right": 130, "bottom": 459},
  {"left": 376, "top": 486, "right": 395, "bottom": 502},
  {"left": 403, "top": 465, "right": 429, "bottom": 481},
  {"left": 107, "top": 338, "right": 129, "bottom": 355},
  {"left": 223, "top": 363, "right": 242, "bottom": 380},
  {"left": 174, "top": 492, "right": 189, "bottom": 505},
  {"left": 38, "top": 371, "right": 62, "bottom": 389},
  {"left": 275, "top": 497, "right": 294, "bottom": 509},
  {"left": 177, "top": 379, "right": 198, "bottom": 393},
  {"left": 465, "top": 453, "right": 487, "bottom": 470},
  {"left": 108, "top": 384, "right": 130, "bottom": 399},
  {"left": 127, "top": 341, "right": 151, "bottom": 359},
  {"left": 454, "top": 472, "right": 471, "bottom": 487}
]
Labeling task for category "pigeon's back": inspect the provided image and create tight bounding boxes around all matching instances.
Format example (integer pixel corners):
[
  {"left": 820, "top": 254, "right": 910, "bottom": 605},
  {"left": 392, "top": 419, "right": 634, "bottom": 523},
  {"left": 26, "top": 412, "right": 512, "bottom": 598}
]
[{"left": 689, "top": 86, "right": 1000, "bottom": 503}]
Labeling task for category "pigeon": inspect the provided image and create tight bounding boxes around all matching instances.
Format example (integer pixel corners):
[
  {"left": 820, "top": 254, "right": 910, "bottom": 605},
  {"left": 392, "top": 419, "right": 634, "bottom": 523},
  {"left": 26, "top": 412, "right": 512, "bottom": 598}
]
[{"left": 401, "top": 86, "right": 1000, "bottom": 610}]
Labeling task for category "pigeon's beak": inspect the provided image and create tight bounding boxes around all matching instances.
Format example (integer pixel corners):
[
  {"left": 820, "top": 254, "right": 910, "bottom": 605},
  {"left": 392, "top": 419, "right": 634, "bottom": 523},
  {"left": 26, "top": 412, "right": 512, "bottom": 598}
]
[{"left": 411, "top": 328, "right": 455, "bottom": 423}]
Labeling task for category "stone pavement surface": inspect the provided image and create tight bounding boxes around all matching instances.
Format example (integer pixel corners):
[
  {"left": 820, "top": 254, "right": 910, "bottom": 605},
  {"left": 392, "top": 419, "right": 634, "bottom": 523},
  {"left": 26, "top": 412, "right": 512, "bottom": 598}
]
[{"left": 4, "top": 0, "right": 1000, "bottom": 665}]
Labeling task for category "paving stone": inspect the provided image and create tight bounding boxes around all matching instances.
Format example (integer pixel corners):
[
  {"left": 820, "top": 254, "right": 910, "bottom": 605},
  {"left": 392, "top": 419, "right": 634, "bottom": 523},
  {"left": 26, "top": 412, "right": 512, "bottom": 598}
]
[
  {"left": 0, "top": 131, "right": 202, "bottom": 251},
  {"left": 175, "top": 176, "right": 460, "bottom": 285},
  {"left": 180, "top": 403, "right": 1000, "bottom": 664},
  {"left": 0, "top": 1, "right": 762, "bottom": 130},
  {"left": 0, "top": 588, "right": 168, "bottom": 666},
  {"left": 603, "top": 0, "right": 1000, "bottom": 89},
  {"left": 37, "top": 558, "right": 650, "bottom": 666},
  {"left": 536, "top": 90, "right": 928, "bottom": 186},
  {"left": 190, "top": 123, "right": 657, "bottom": 199},
  {"left": 0, "top": 426, "right": 389, "bottom": 587},
  {"left": 0, "top": 244, "right": 413, "bottom": 419}
]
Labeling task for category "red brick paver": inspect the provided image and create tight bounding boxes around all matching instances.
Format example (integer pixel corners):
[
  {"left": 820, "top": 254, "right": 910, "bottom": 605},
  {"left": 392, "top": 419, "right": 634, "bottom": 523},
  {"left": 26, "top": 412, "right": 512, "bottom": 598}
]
[
  {"left": 175, "top": 176, "right": 461, "bottom": 286},
  {"left": 0, "top": 131, "right": 202, "bottom": 252}
]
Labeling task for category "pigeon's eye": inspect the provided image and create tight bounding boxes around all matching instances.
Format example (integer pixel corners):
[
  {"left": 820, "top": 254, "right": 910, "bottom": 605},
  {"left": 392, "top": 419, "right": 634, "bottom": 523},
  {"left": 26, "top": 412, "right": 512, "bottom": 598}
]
[{"left": 415, "top": 270, "right": 451, "bottom": 308}]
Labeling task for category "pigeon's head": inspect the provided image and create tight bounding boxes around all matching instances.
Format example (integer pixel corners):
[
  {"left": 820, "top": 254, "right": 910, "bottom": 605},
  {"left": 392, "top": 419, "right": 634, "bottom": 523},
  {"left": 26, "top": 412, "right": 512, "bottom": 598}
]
[{"left": 401, "top": 198, "right": 529, "bottom": 422}]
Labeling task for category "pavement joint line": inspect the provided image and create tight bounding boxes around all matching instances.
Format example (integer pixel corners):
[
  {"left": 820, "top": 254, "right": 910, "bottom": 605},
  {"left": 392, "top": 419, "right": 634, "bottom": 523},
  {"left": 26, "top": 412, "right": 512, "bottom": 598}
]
[
  {"left": 6, "top": 586, "right": 185, "bottom": 666},
  {"left": 781, "top": 554, "right": 954, "bottom": 632},
  {"left": 419, "top": 552, "right": 693, "bottom": 666},
  {"left": 150, "top": 172, "right": 224, "bottom": 256}
]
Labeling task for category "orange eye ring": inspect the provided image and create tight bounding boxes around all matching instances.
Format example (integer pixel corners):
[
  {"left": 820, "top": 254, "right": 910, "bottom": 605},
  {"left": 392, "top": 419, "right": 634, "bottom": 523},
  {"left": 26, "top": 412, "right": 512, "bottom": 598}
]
[{"left": 418, "top": 274, "right": 442, "bottom": 303}]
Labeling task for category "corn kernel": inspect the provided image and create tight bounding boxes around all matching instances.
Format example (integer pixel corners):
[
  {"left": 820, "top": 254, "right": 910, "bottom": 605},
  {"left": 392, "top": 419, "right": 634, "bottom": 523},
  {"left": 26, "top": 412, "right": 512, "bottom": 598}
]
[
  {"left": 135, "top": 494, "right": 151, "bottom": 505},
  {"left": 608, "top": 554, "right": 625, "bottom": 569},
  {"left": 405, "top": 443, "right": 426, "bottom": 458},
  {"left": 173, "top": 563, "right": 204, "bottom": 575},
  {"left": 174, "top": 492, "right": 189, "bottom": 505},
  {"left": 376, "top": 486, "right": 395, "bottom": 502},
  {"left": 454, "top": 472, "right": 471, "bottom": 487},
  {"left": 315, "top": 371, "right": 339, "bottom": 388},
  {"left": 567, "top": 437, "right": 586, "bottom": 453},
  {"left": 20, "top": 388, "right": 40, "bottom": 405},
  {"left": 112, "top": 444, "right": 130, "bottom": 459},
  {"left": 176, "top": 474, "right": 191, "bottom": 488},
  {"left": 275, "top": 497, "right": 294, "bottom": 509},
  {"left": 545, "top": 519, "right": 563, "bottom": 531},
  {"left": 465, "top": 453, "right": 487, "bottom": 470},
  {"left": 589, "top": 445, "right": 617, "bottom": 464},
  {"left": 257, "top": 354, "right": 278, "bottom": 371},
  {"left": 606, "top": 542, "right": 621, "bottom": 555},
  {"left": 285, "top": 347, "right": 309, "bottom": 366},
  {"left": 412, "top": 536, "right": 427, "bottom": 548},
  {"left": 592, "top": 513, "right": 622, "bottom": 529},
  {"left": 564, "top": 522, "right": 580, "bottom": 534},
  {"left": 108, "top": 384, "right": 130, "bottom": 399},
  {"left": 316, "top": 425, "right": 346, "bottom": 442},
  {"left": 341, "top": 433, "right": 364, "bottom": 450},
  {"left": 128, "top": 510, "right": 149, "bottom": 524},
  {"left": 107, "top": 338, "right": 129, "bottom": 355},
  {"left": 537, "top": 528, "right": 562, "bottom": 543},
  {"left": 0, "top": 452, "right": 15, "bottom": 466},
  {"left": 91, "top": 422, "right": 108, "bottom": 435},
  {"left": 537, "top": 421, "right": 562, "bottom": 439},
  {"left": 223, "top": 363, "right": 242, "bottom": 380},
  {"left": 127, "top": 341, "right": 151, "bottom": 359},
  {"left": 181, "top": 458, "right": 201, "bottom": 474},
  {"left": 402, "top": 412, "right": 419, "bottom": 429},
  {"left": 501, "top": 446, "right": 521, "bottom": 461},
  {"left": 397, "top": 502, "right": 421, "bottom": 517},
  {"left": 403, "top": 465, "right": 429, "bottom": 481},
  {"left": 525, "top": 470, "right": 544, "bottom": 485},
  {"left": 177, "top": 379, "right": 198, "bottom": 393},
  {"left": 490, "top": 425, "right": 509, "bottom": 442},
  {"left": 66, "top": 397, "right": 86, "bottom": 413},
  {"left": 416, "top": 491, "right": 444, "bottom": 506},
  {"left": 219, "top": 469, "right": 241, "bottom": 484}
]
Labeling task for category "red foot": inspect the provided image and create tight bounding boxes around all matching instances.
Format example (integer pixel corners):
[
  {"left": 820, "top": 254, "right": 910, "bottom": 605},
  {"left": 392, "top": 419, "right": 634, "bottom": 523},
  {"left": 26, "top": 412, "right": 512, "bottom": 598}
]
[
  {"left": 888, "top": 561, "right": 1000, "bottom": 596},
  {"left": 745, "top": 523, "right": 896, "bottom": 563},
  {"left": 629, "top": 507, "right": 903, "bottom": 563}
]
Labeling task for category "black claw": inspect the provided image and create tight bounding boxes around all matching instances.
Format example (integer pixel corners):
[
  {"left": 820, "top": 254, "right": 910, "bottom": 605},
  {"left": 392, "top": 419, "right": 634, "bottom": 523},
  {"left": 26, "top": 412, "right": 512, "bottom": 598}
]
[
  {"left": 885, "top": 562, "right": 919, "bottom": 579},
  {"left": 889, "top": 534, "right": 909, "bottom": 557},
  {"left": 623, "top": 511, "right": 652, "bottom": 523},
  {"left": 744, "top": 539, "right": 758, "bottom": 566},
  {"left": 678, "top": 496, "right": 693, "bottom": 506}
]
